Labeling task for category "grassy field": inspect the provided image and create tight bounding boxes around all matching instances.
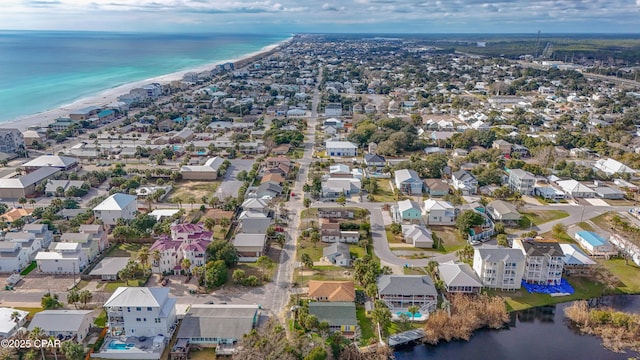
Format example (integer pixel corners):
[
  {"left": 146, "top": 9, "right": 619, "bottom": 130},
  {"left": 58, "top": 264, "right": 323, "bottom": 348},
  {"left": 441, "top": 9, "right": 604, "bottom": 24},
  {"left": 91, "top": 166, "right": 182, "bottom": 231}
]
[
  {"left": 169, "top": 181, "right": 220, "bottom": 203},
  {"left": 577, "top": 222, "right": 595, "bottom": 232},
  {"left": 297, "top": 239, "right": 326, "bottom": 262},
  {"left": 404, "top": 267, "right": 427, "bottom": 275},
  {"left": 519, "top": 210, "right": 569, "bottom": 229},
  {"left": 103, "top": 279, "right": 146, "bottom": 292},
  {"left": 371, "top": 180, "right": 398, "bottom": 202},
  {"left": 20, "top": 261, "right": 37, "bottom": 276},
  {"left": 105, "top": 242, "right": 144, "bottom": 258},
  {"left": 356, "top": 306, "right": 376, "bottom": 346},
  {"left": 385, "top": 227, "right": 404, "bottom": 244},
  {"left": 599, "top": 258, "right": 640, "bottom": 294},
  {"left": 15, "top": 307, "right": 42, "bottom": 321},
  {"left": 301, "top": 208, "right": 318, "bottom": 219},
  {"left": 432, "top": 226, "right": 467, "bottom": 254},
  {"left": 492, "top": 276, "right": 605, "bottom": 311},
  {"left": 94, "top": 310, "right": 107, "bottom": 327},
  {"left": 293, "top": 267, "right": 352, "bottom": 287}
]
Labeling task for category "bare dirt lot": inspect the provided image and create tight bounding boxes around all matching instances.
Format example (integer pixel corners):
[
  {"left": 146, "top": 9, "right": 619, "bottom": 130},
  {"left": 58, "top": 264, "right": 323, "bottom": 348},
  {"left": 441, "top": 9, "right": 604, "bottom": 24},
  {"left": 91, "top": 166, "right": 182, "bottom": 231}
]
[{"left": 16, "top": 273, "right": 76, "bottom": 292}]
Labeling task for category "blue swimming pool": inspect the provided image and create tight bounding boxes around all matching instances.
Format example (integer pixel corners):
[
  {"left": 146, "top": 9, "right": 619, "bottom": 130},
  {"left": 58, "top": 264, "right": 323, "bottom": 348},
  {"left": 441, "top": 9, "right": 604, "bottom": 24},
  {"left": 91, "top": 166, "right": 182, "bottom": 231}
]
[
  {"left": 107, "top": 340, "right": 134, "bottom": 350},
  {"left": 396, "top": 311, "right": 423, "bottom": 318}
]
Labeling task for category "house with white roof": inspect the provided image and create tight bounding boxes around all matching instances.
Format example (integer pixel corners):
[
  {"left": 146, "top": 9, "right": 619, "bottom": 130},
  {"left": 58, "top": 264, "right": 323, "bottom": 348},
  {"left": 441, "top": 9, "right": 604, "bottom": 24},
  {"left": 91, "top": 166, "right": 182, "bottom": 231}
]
[
  {"left": 391, "top": 200, "right": 422, "bottom": 223},
  {"left": 28, "top": 310, "right": 94, "bottom": 341},
  {"left": 394, "top": 169, "right": 423, "bottom": 195},
  {"left": 21, "top": 155, "right": 79, "bottom": 172},
  {"left": 180, "top": 156, "right": 225, "bottom": 180},
  {"left": 93, "top": 193, "right": 137, "bottom": 225},
  {"left": 238, "top": 211, "right": 272, "bottom": 234},
  {"left": 486, "top": 200, "right": 522, "bottom": 223},
  {"left": 22, "top": 223, "right": 53, "bottom": 248},
  {"left": 0, "top": 307, "right": 28, "bottom": 338},
  {"left": 438, "top": 261, "right": 483, "bottom": 293},
  {"left": 104, "top": 287, "right": 177, "bottom": 337},
  {"left": 575, "top": 231, "right": 617, "bottom": 258},
  {"left": 473, "top": 245, "right": 525, "bottom": 290},
  {"left": 556, "top": 180, "right": 596, "bottom": 198},
  {"left": 241, "top": 198, "right": 270, "bottom": 215},
  {"left": 401, "top": 224, "right": 433, "bottom": 248},
  {"left": 322, "top": 178, "right": 361, "bottom": 198},
  {"left": 325, "top": 141, "right": 357, "bottom": 157},
  {"left": 36, "top": 242, "right": 88, "bottom": 274},
  {"left": 423, "top": 199, "right": 456, "bottom": 225},
  {"left": 594, "top": 158, "right": 636, "bottom": 176},
  {"left": 4, "top": 230, "right": 43, "bottom": 261}
]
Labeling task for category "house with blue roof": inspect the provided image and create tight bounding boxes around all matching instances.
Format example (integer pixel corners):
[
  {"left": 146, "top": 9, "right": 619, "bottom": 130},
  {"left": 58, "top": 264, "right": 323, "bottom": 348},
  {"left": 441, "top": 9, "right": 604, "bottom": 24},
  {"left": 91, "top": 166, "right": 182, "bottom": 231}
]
[{"left": 574, "top": 231, "right": 617, "bottom": 258}]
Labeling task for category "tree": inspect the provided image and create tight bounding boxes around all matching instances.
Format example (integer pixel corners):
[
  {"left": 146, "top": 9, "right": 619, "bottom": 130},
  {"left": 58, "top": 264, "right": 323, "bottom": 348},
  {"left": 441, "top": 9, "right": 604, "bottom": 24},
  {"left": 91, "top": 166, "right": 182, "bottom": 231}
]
[
  {"left": 256, "top": 256, "right": 274, "bottom": 279},
  {"left": 426, "top": 260, "right": 439, "bottom": 277},
  {"left": 181, "top": 258, "right": 192, "bottom": 275},
  {"left": 232, "top": 269, "right": 246, "bottom": 284},
  {"left": 41, "top": 293, "right": 62, "bottom": 310},
  {"left": 497, "top": 234, "right": 509, "bottom": 247},
  {"left": 204, "top": 260, "right": 227, "bottom": 287},
  {"left": 18, "top": 197, "right": 27, "bottom": 207},
  {"left": 336, "top": 194, "right": 346, "bottom": 206},
  {"left": 365, "top": 283, "right": 378, "bottom": 299},
  {"left": 78, "top": 290, "right": 92, "bottom": 309},
  {"left": 138, "top": 246, "right": 150, "bottom": 271},
  {"left": 303, "top": 197, "right": 311, "bottom": 208},
  {"left": 372, "top": 300, "right": 392, "bottom": 338},
  {"left": 10, "top": 311, "right": 20, "bottom": 323},
  {"left": 67, "top": 289, "right": 79, "bottom": 309},
  {"left": 61, "top": 340, "right": 84, "bottom": 360},
  {"left": 151, "top": 249, "right": 161, "bottom": 267},
  {"left": 456, "top": 244, "right": 475, "bottom": 263},
  {"left": 304, "top": 346, "right": 328, "bottom": 360},
  {"left": 301, "top": 253, "right": 313, "bottom": 270},
  {"left": 408, "top": 305, "right": 420, "bottom": 321},
  {"left": 192, "top": 265, "right": 205, "bottom": 286},
  {"left": 455, "top": 210, "right": 485, "bottom": 236},
  {"left": 204, "top": 217, "right": 216, "bottom": 231}
]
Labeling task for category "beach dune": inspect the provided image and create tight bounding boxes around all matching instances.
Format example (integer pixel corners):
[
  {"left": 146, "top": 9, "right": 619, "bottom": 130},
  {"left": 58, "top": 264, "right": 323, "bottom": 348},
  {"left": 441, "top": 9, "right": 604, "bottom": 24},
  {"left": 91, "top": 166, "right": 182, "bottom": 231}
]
[{"left": 3, "top": 40, "right": 289, "bottom": 132}]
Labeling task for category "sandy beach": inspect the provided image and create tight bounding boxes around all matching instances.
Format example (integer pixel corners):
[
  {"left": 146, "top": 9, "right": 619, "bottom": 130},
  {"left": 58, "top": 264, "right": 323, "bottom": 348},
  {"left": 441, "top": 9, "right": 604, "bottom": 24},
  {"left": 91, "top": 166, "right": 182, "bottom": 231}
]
[{"left": 2, "top": 38, "right": 291, "bottom": 132}]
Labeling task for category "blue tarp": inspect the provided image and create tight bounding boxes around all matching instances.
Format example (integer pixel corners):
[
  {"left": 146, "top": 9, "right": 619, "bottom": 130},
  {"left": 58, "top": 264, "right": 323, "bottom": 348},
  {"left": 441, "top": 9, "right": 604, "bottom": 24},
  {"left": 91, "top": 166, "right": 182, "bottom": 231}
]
[{"left": 522, "top": 278, "right": 575, "bottom": 295}]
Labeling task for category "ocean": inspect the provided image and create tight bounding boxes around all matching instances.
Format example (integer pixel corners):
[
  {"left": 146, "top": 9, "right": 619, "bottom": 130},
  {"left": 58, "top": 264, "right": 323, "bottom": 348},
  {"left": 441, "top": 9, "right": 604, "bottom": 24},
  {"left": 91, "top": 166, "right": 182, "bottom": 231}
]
[{"left": 0, "top": 31, "right": 289, "bottom": 123}]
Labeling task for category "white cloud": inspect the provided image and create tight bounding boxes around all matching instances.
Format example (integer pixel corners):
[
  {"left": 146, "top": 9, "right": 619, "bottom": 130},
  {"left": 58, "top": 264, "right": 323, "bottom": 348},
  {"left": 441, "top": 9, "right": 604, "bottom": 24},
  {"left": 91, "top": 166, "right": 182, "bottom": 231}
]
[{"left": 0, "top": 0, "right": 638, "bottom": 32}]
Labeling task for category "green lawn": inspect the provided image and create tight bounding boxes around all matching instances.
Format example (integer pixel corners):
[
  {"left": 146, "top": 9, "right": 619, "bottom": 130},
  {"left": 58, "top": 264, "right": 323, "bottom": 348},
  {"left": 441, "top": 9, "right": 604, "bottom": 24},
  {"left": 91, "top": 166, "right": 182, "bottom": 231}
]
[
  {"left": 104, "top": 279, "right": 145, "bottom": 292},
  {"left": 404, "top": 267, "right": 426, "bottom": 275},
  {"left": 349, "top": 245, "right": 366, "bottom": 259},
  {"left": 385, "top": 227, "right": 404, "bottom": 244},
  {"left": 105, "top": 243, "right": 143, "bottom": 258},
  {"left": 356, "top": 306, "right": 376, "bottom": 346},
  {"left": 371, "top": 180, "right": 398, "bottom": 202},
  {"left": 432, "top": 226, "right": 467, "bottom": 254},
  {"left": 94, "top": 310, "right": 107, "bottom": 327},
  {"left": 301, "top": 208, "right": 318, "bottom": 219},
  {"left": 20, "top": 261, "right": 37, "bottom": 276},
  {"left": 14, "top": 307, "right": 42, "bottom": 321},
  {"left": 519, "top": 210, "right": 569, "bottom": 229},
  {"left": 492, "top": 276, "right": 605, "bottom": 311},
  {"left": 599, "top": 258, "right": 640, "bottom": 294},
  {"left": 297, "top": 242, "right": 325, "bottom": 262},
  {"left": 189, "top": 348, "right": 217, "bottom": 360}
]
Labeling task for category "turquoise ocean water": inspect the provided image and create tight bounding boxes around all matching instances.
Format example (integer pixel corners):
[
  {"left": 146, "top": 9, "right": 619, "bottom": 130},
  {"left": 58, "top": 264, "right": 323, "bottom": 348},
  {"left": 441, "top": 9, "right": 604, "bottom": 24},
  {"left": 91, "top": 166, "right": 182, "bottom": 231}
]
[{"left": 0, "top": 31, "right": 289, "bottom": 123}]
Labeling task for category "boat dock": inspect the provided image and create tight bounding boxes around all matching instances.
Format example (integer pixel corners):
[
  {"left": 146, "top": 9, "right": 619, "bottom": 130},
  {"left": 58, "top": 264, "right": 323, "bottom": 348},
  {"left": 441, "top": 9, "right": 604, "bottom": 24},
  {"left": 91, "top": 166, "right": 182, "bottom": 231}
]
[{"left": 388, "top": 329, "right": 425, "bottom": 347}]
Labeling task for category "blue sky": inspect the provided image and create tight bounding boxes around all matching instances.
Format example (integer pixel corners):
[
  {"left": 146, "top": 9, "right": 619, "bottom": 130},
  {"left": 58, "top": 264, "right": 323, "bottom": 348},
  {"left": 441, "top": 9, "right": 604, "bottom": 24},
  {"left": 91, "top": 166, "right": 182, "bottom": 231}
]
[{"left": 2, "top": 0, "right": 640, "bottom": 33}]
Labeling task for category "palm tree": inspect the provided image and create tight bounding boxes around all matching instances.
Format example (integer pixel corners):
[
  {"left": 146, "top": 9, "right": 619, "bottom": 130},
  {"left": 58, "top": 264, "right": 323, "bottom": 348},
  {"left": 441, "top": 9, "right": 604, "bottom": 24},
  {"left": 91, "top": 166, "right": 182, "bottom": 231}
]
[
  {"left": 18, "top": 197, "right": 27, "bottom": 208},
  {"left": 151, "top": 249, "right": 161, "bottom": 268},
  {"left": 300, "top": 253, "right": 313, "bottom": 270},
  {"left": 204, "top": 217, "right": 216, "bottom": 232},
  {"left": 426, "top": 260, "right": 439, "bottom": 278},
  {"left": 28, "top": 199, "right": 36, "bottom": 209},
  {"left": 48, "top": 335, "right": 59, "bottom": 360},
  {"left": 29, "top": 326, "right": 46, "bottom": 360},
  {"left": 10, "top": 311, "right": 21, "bottom": 324},
  {"left": 138, "top": 246, "right": 150, "bottom": 271},
  {"left": 408, "top": 305, "right": 420, "bottom": 321},
  {"left": 192, "top": 265, "right": 205, "bottom": 287},
  {"left": 78, "top": 290, "right": 93, "bottom": 309},
  {"left": 181, "top": 258, "right": 192, "bottom": 276},
  {"left": 67, "top": 288, "right": 80, "bottom": 309}
]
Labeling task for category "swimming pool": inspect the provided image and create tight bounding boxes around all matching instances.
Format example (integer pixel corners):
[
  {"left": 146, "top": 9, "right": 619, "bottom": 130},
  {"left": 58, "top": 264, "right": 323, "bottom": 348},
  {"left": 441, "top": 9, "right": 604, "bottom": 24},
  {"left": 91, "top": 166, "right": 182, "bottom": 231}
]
[
  {"left": 107, "top": 340, "right": 134, "bottom": 350},
  {"left": 396, "top": 311, "right": 423, "bottom": 318}
]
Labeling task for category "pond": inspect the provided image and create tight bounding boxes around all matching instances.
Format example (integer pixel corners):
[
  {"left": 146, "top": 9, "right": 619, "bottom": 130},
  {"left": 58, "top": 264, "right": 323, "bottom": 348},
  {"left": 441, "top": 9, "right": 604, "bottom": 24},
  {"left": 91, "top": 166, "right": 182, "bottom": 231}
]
[{"left": 394, "top": 296, "right": 640, "bottom": 360}]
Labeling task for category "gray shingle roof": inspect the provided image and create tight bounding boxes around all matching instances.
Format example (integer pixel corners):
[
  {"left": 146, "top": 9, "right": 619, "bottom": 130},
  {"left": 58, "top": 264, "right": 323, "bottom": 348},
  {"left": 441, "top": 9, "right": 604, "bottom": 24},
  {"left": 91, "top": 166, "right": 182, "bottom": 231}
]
[
  {"left": 377, "top": 275, "right": 437, "bottom": 297},
  {"left": 177, "top": 305, "right": 258, "bottom": 340},
  {"left": 438, "top": 262, "right": 483, "bottom": 288},
  {"left": 28, "top": 310, "right": 93, "bottom": 333}
]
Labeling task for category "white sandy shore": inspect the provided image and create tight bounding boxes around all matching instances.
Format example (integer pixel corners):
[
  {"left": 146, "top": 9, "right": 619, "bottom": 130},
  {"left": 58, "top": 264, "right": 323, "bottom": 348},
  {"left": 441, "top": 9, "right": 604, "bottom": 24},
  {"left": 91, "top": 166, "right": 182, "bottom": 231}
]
[{"left": 2, "top": 38, "right": 291, "bottom": 132}]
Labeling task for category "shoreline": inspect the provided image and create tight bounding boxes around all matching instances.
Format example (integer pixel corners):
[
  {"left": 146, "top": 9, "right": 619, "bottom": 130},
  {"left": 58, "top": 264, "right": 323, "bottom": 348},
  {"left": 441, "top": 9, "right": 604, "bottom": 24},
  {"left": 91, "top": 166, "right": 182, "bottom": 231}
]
[{"left": 0, "top": 36, "right": 293, "bottom": 132}]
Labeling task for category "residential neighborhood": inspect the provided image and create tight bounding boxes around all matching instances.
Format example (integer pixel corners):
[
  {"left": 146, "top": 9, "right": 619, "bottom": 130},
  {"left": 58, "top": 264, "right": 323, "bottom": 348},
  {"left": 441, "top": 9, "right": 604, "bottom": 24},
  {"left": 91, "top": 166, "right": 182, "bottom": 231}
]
[{"left": 0, "top": 33, "right": 639, "bottom": 359}]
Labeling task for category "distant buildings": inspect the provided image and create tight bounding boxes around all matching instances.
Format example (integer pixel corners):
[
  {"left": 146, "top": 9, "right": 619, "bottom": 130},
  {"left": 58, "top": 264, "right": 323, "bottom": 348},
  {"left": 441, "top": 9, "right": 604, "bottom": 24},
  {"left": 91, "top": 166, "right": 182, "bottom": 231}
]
[
  {"left": 0, "top": 128, "right": 24, "bottom": 154},
  {"left": 325, "top": 141, "right": 357, "bottom": 157}
]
